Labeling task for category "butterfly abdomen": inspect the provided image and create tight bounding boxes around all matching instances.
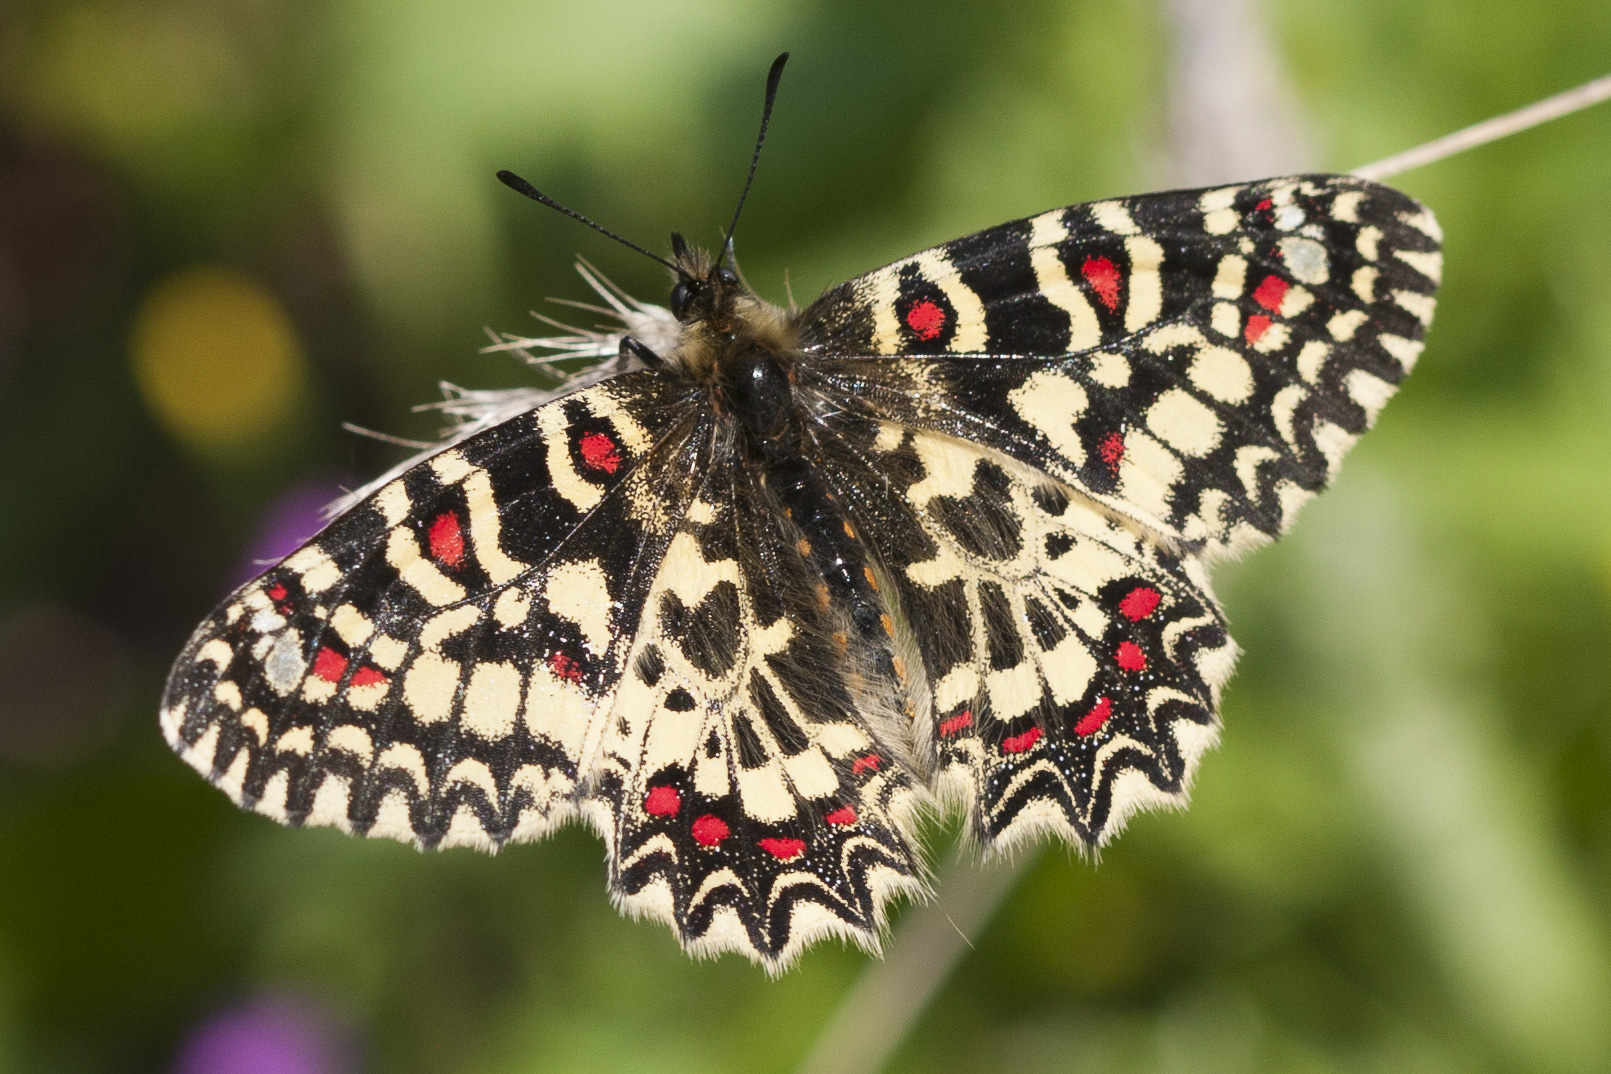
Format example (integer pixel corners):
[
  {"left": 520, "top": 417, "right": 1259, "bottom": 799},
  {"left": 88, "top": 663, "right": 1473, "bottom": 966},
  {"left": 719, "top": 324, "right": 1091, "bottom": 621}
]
[{"left": 762, "top": 454, "right": 893, "bottom": 644}]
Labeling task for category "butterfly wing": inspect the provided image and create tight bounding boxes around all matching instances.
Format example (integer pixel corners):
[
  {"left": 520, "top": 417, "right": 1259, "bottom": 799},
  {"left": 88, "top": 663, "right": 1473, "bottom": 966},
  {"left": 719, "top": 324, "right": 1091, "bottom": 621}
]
[
  {"left": 803, "top": 174, "right": 1440, "bottom": 557},
  {"left": 799, "top": 407, "right": 1233, "bottom": 848},
  {"left": 600, "top": 440, "right": 923, "bottom": 967},
  {"left": 796, "top": 174, "right": 1439, "bottom": 848}
]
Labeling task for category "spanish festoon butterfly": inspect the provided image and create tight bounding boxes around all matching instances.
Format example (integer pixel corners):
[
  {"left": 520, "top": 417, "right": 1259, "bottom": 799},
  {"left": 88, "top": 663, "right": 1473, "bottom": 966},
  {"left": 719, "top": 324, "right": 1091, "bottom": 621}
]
[{"left": 161, "top": 53, "right": 1444, "bottom": 970}]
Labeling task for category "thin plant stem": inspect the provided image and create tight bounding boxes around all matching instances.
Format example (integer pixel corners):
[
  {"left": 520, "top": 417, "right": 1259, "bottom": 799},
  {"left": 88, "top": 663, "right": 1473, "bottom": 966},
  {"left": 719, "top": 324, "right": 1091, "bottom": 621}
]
[
  {"left": 793, "top": 851, "right": 1032, "bottom": 1074},
  {"left": 1352, "top": 73, "right": 1611, "bottom": 180}
]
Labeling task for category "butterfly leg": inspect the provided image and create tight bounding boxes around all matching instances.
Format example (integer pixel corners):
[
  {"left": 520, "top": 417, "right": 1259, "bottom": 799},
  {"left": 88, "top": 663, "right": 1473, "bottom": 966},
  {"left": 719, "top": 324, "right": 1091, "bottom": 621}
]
[{"left": 619, "top": 334, "right": 666, "bottom": 370}]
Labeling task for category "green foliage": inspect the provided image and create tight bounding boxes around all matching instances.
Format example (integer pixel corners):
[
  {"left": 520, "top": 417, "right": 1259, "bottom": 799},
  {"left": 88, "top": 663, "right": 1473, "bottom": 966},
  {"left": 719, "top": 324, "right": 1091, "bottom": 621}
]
[{"left": 0, "top": 0, "right": 1607, "bottom": 1070}]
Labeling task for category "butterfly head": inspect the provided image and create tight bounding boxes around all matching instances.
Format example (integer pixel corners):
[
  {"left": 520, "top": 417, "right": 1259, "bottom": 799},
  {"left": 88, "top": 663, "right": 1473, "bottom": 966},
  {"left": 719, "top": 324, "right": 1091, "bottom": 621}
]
[
  {"left": 667, "top": 232, "right": 740, "bottom": 323},
  {"left": 659, "top": 232, "right": 797, "bottom": 399},
  {"left": 497, "top": 53, "right": 799, "bottom": 405}
]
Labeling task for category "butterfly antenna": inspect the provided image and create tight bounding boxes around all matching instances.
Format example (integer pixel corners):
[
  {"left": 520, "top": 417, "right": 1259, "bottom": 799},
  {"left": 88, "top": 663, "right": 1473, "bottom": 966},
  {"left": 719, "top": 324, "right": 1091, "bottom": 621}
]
[
  {"left": 497, "top": 170, "right": 679, "bottom": 274},
  {"left": 721, "top": 52, "right": 789, "bottom": 265}
]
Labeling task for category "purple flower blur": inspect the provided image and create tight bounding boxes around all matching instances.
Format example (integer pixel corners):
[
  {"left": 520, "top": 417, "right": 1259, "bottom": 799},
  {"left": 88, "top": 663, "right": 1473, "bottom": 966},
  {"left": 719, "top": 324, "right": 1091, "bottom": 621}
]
[
  {"left": 173, "top": 996, "right": 352, "bottom": 1074},
  {"left": 235, "top": 478, "right": 346, "bottom": 587}
]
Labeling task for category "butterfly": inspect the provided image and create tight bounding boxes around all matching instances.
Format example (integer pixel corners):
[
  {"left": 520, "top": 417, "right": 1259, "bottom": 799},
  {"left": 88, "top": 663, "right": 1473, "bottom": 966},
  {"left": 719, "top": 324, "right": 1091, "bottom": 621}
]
[{"left": 160, "top": 55, "right": 1440, "bottom": 970}]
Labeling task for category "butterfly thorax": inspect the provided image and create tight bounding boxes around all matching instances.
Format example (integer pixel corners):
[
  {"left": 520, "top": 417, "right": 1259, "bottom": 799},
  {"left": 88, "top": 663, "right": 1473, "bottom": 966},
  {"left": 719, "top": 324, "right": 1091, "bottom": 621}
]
[{"left": 662, "top": 237, "right": 802, "bottom": 442}]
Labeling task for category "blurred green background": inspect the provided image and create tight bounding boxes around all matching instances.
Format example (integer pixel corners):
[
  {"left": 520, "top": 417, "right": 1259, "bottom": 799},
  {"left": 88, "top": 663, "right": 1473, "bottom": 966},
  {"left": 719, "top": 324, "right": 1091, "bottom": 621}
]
[{"left": 1, "top": 0, "right": 1609, "bottom": 1071}]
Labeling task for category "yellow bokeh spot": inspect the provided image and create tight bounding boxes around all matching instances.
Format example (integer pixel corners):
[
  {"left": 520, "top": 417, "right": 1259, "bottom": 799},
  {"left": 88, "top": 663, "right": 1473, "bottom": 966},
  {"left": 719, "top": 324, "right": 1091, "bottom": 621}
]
[{"left": 132, "top": 268, "right": 305, "bottom": 452}]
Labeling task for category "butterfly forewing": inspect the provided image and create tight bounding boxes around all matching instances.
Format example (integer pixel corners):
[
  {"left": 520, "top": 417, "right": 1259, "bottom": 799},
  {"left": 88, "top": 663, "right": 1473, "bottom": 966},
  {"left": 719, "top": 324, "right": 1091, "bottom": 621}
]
[
  {"left": 162, "top": 373, "right": 702, "bottom": 847},
  {"left": 803, "top": 175, "right": 1440, "bottom": 558},
  {"left": 164, "top": 372, "right": 924, "bottom": 967}
]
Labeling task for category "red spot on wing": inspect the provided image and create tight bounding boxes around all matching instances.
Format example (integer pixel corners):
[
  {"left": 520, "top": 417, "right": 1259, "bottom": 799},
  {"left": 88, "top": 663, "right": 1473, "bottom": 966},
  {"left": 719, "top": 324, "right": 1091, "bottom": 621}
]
[
  {"left": 851, "top": 754, "right": 882, "bottom": 775},
  {"left": 1243, "top": 314, "right": 1272, "bottom": 344},
  {"left": 1081, "top": 256, "right": 1122, "bottom": 311},
  {"left": 759, "top": 836, "right": 806, "bottom": 860},
  {"left": 905, "top": 299, "right": 947, "bottom": 341},
  {"left": 547, "top": 651, "right": 584, "bottom": 684},
  {"left": 1116, "top": 641, "right": 1147, "bottom": 671},
  {"left": 1255, "top": 197, "right": 1272, "bottom": 211},
  {"left": 691, "top": 814, "right": 729, "bottom": 846},
  {"left": 644, "top": 785, "right": 680, "bottom": 817},
  {"left": 428, "top": 512, "right": 465, "bottom": 566},
  {"left": 1074, "top": 696, "right": 1113, "bottom": 736},
  {"left": 825, "top": 805, "right": 857, "bottom": 826},
  {"left": 1252, "top": 274, "right": 1289, "bottom": 313},
  {"left": 1002, "top": 727, "right": 1042, "bottom": 753},
  {"left": 350, "top": 666, "right": 387, "bottom": 687},
  {"left": 1099, "top": 431, "right": 1126, "bottom": 473},
  {"left": 267, "top": 584, "right": 287, "bottom": 601},
  {"left": 312, "top": 647, "right": 348, "bottom": 683},
  {"left": 1118, "top": 586, "right": 1160, "bottom": 620},
  {"left": 578, "top": 431, "right": 622, "bottom": 474},
  {"left": 939, "top": 710, "right": 974, "bottom": 737}
]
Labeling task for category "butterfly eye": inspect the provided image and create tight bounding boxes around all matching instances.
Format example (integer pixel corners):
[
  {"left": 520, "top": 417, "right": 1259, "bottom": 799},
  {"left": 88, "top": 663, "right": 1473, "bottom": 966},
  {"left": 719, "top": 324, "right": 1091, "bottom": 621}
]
[
  {"left": 669, "top": 280, "right": 698, "bottom": 319},
  {"left": 716, "top": 267, "right": 739, "bottom": 287}
]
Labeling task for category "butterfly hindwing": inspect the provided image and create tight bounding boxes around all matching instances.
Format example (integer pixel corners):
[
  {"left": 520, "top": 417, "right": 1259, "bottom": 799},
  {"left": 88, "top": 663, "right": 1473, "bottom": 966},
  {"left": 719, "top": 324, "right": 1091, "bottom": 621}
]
[
  {"left": 602, "top": 439, "right": 923, "bottom": 963},
  {"left": 802, "top": 175, "right": 1441, "bottom": 559},
  {"left": 803, "top": 408, "right": 1233, "bottom": 847}
]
